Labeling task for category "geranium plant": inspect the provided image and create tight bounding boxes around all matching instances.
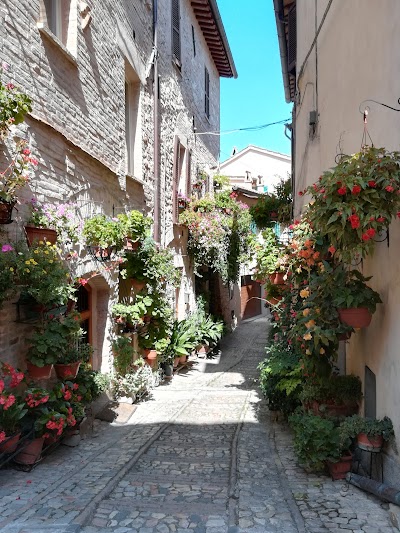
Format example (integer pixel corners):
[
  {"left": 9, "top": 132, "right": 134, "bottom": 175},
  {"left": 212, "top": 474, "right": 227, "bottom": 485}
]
[
  {"left": 0, "top": 80, "right": 32, "bottom": 138},
  {"left": 0, "top": 363, "right": 27, "bottom": 442},
  {"left": 26, "top": 198, "right": 81, "bottom": 244},
  {"left": 304, "top": 146, "right": 400, "bottom": 261},
  {"left": 0, "top": 141, "right": 37, "bottom": 203}
]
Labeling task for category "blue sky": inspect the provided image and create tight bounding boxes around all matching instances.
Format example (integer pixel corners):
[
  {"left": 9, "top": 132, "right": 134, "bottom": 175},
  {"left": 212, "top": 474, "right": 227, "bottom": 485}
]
[{"left": 217, "top": 0, "right": 292, "bottom": 162}]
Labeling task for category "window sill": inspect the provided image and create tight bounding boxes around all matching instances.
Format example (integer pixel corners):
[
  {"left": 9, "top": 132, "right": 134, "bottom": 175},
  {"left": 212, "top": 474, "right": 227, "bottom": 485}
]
[
  {"left": 37, "top": 23, "right": 78, "bottom": 67},
  {"left": 126, "top": 173, "right": 151, "bottom": 189},
  {"left": 172, "top": 57, "right": 182, "bottom": 75}
]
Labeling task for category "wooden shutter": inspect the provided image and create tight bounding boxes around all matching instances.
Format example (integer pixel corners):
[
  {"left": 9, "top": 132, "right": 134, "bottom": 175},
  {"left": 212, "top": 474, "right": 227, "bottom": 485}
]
[
  {"left": 186, "top": 149, "right": 192, "bottom": 196},
  {"left": 172, "top": 0, "right": 181, "bottom": 63},
  {"left": 172, "top": 137, "right": 180, "bottom": 224},
  {"left": 205, "top": 67, "right": 210, "bottom": 118},
  {"left": 287, "top": 4, "right": 297, "bottom": 74}
]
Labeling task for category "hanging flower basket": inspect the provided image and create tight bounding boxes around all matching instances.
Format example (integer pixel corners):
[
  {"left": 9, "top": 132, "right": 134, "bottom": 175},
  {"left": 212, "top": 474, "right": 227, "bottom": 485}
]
[
  {"left": 338, "top": 307, "right": 372, "bottom": 329},
  {"left": 25, "top": 226, "right": 57, "bottom": 247},
  {"left": 0, "top": 200, "right": 15, "bottom": 224}
]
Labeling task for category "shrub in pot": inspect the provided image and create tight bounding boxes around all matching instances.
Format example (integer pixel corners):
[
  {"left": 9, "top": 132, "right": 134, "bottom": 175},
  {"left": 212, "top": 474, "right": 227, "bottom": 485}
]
[
  {"left": 83, "top": 214, "right": 124, "bottom": 258},
  {"left": 339, "top": 415, "right": 394, "bottom": 451},
  {"left": 117, "top": 210, "right": 152, "bottom": 247},
  {"left": 0, "top": 362, "right": 27, "bottom": 453}
]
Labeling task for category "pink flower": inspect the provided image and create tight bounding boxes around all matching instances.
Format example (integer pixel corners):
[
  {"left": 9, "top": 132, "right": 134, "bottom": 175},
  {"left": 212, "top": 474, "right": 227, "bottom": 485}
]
[
  {"left": 6, "top": 83, "right": 15, "bottom": 90},
  {"left": 385, "top": 185, "right": 394, "bottom": 192},
  {"left": 0, "top": 431, "right": 6, "bottom": 443},
  {"left": 22, "top": 148, "right": 31, "bottom": 156},
  {"left": 1, "top": 244, "right": 13, "bottom": 252}
]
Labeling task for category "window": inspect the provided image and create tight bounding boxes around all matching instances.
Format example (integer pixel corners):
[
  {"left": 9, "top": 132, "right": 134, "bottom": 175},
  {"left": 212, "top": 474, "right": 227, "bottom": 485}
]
[
  {"left": 191, "top": 25, "right": 196, "bottom": 57},
  {"left": 172, "top": 0, "right": 181, "bottom": 65},
  {"left": 39, "top": 0, "right": 77, "bottom": 57},
  {"left": 204, "top": 67, "right": 210, "bottom": 118},
  {"left": 125, "top": 61, "right": 142, "bottom": 178},
  {"left": 172, "top": 139, "right": 191, "bottom": 223}
]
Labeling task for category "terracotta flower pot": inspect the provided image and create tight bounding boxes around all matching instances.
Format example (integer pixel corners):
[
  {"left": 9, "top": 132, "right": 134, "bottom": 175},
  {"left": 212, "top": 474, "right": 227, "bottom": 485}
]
[
  {"left": 144, "top": 349, "right": 157, "bottom": 368},
  {"left": 338, "top": 307, "right": 372, "bottom": 329},
  {"left": 267, "top": 296, "right": 283, "bottom": 306},
  {"left": 327, "top": 452, "right": 353, "bottom": 480},
  {"left": 131, "top": 279, "right": 146, "bottom": 292},
  {"left": 14, "top": 437, "right": 44, "bottom": 465},
  {"left": 179, "top": 355, "right": 187, "bottom": 364},
  {"left": 273, "top": 272, "right": 285, "bottom": 285},
  {"left": 173, "top": 357, "right": 180, "bottom": 368},
  {"left": 25, "top": 226, "right": 57, "bottom": 246},
  {"left": 54, "top": 362, "right": 80, "bottom": 380},
  {"left": 357, "top": 432, "right": 384, "bottom": 451},
  {"left": 197, "top": 344, "right": 209, "bottom": 354},
  {"left": 26, "top": 361, "right": 53, "bottom": 379},
  {"left": 124, "top": 238, "right": 140, "bottom": 251},
  {"left": 0, "top": 432, "right": 21, "bottom": 454}
]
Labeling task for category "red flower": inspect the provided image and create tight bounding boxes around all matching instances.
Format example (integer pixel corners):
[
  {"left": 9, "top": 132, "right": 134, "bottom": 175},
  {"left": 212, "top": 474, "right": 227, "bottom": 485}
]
[
  {"left": 377, "top": 216, "right": 385, "bottom": 223},
  {"left": 328, "top": 245, "right": 336, "bottom": 255},
  {"left": 385, "top": 185, "right": 394, "bottom": 192},
  {"left": 352, "top": 185, "right": 361, "bottom": 195},
  {"left": 337, "top": 187, "right": 347, "bottom": 195},
  {"left": 298, "top": 191, "right": 304, "bottom": 196},
  {"left": 369, "top": 216, "right": 375, "bottom": 221},
  {"left": 397, "top": 212, "right": 400, "bottom": 218},
  {"left": 348, "top": 214, "right": 360, "bottom": 229},
  {"left": 366, "top": 228, "right": 376, "bottom": 238},
  {"left": 362, "top": 233, "right": 371, "bottom": 241},
  {"left": 368, "top": 180, "right": 376, "bottom": 187}
]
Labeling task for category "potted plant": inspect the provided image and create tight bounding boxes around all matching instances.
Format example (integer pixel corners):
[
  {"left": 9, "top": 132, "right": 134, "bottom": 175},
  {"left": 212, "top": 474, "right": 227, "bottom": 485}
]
[
  {"left": 0, "top": 140, "right": 37, "bottom": 223},
  {"left": 340, "top": 415, "right": 394, "bottom": 451},
  {"left": 177, "top": 192, "right": 191, "bottom": 213},
  {"left": 26, "top": 316, "right": 77, "bottom": 379},
  {"left": 25, "top": 198, "right": 80, "bottom": 246},
  {"left": 117, "top": 210, "right": 152, "bottom": 250},
  {"left": 53, "top": 312, "right": 93, "bottom": 379},
  {"left": 14, "top": 241, "right": 76, "bottom": 309},
  {"left": 253, "top": 228, "right": 282, "bottom": 283},
  {"left": 250, "top": 178, "right": 292, "bottom": 228},
  {"left": 111, "top": 360, "right": 154, "bottom": 401},
  {"left": 304, "top": 146, "right": 400, "bottom": 262},
  {"left": 331, "top": 268, "right": 382, "bottom": 328},
  {"left": 0, "top": 362, "right": 27, "bottom": 453},
  {"left": 112, "top": 336, "right": 136, "bottom": 376},
  {"left": 160, "top": 320, "right": 196, "bottom": 371},
  {"left": 83, "top": 214, "right": 123, "bottom": 260},
  {"left": 300, "top": 374, "right": 362, "bottom": 417},
  {"left": 0, "top": 80, "right": 32, "bottom": 139}
]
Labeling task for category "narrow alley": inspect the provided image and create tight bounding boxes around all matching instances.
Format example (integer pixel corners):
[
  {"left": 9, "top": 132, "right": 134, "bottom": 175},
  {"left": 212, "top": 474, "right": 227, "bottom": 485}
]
[{"left": 0, "top": 317, "right": 395, "bottom": 533}]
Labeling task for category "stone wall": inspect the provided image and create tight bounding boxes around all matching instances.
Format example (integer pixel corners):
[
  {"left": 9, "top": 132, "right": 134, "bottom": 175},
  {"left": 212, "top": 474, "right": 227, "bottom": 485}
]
[{"left": 0, "top": 0, "right": 224, "bottom": 369}]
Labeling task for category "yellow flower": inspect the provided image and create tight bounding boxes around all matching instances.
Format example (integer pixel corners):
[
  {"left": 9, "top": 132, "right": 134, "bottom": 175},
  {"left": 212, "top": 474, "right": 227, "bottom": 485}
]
[
  {"left": 25, "top": 260, "right": 30, "bottom": 265},
  {"left": 46, "top": 241, "right": 51, "bottom": 246},
  {"left": 296, "top": 267, "right": 302, "bottom": 274},
  {"left": 44, "top": 251, "right": 49, "bottom": 255},
  {"left": 303, "top": 333, "right": 312, "bottom": 340},
  {"left": 320, "top": 348, "right": 325, "bottom": 354},
  {"left": 300, "top": 289, "right": 310, "bottom": 298},
  {"left": 303, "top": 308, "right": 310, "bottom": 317},
  {"left": 39, "top": 240, "right": 44, "bottom": 245},
  {"left": 65, "top": 273, "right": 69, "bottom": 277},
  {"left": 305, "top": 349, "right": 311, "bottom": 355},
  {"left": 25, "top": 268, "right": 30, "bottom": 273},
  {"left": 9, "top": 267, "right": 14, "bottom": 272},
  {"left": 34, "top": 250, "right": 39, "bottom": 254},
  {"left": 31, "top": 260, "right": 38, "bottom": 265},
  {"left": 305, "top": 319, "right": 315, "bottom": 329}
]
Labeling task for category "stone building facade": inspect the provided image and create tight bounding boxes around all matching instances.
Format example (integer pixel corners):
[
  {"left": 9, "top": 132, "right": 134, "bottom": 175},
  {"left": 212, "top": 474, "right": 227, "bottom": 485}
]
[{"left": 0, "top": 0, "right": 236, "bottom": 372}]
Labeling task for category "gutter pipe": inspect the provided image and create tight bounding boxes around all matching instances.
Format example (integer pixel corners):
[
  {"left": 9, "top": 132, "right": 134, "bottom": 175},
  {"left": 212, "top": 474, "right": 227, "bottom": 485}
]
[
  {"left": 273, "top": 0, "right": 291, "bottom": 103},
  {"left": 346, "top": 473, "right": 400, "bottom": 506},
  {"left": 153, "top": 0, "right": 160, "bottom": 242}
]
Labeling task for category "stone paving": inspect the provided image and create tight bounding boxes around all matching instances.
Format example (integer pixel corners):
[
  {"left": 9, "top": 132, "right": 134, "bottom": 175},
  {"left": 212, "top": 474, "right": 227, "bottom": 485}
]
[{"left": 0, "top": 316, "right": 397, "bottom": 533}]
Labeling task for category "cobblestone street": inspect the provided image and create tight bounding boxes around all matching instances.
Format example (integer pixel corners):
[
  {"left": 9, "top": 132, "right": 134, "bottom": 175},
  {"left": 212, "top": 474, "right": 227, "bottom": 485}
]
[{"left": 0, "top": 317, "right": 396, "bottom": 533}]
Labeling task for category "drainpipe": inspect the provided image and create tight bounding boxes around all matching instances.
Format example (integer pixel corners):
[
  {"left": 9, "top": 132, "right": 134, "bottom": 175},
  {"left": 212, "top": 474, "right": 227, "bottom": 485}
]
[
  {"left": 153, "top": 0, "right": 160, "bottom": 242},
  {"left": 347, "top": 473, "right": 400, "bottom": 506},
  {"left": 273, "top": 0, "right": 291, "bottom": 104}
]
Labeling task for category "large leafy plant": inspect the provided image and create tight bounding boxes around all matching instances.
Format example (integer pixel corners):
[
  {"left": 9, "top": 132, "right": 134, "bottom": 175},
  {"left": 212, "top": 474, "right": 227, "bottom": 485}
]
[
  {"left": 331, "top": 267, "right": 382, "bottom": 313},
  {"left": 117, "top": 210, "right": 152, "bottom": 242},
  {"left": 304, "top": 147, "right": 400, "bottom": 261},
  {"left": 83, "top": 215, "right": 123, "bottom": 249}
]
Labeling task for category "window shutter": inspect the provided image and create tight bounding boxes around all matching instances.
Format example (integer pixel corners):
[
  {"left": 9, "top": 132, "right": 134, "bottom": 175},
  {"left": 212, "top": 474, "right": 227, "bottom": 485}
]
[
  {"left": 287, "top": 4, "right": 297, "bottom": 74},
  {"left": 173, "top": 137, "right": 180, "bottom": 224},
  {"left": 204, "top": 67, "right": 210, "bottom": 118},
  {"left": 186, "top": 150, "right": 192, "bottom": 196},
  {"left": 172, "top": 0, "right": 181, "bottom": 63}
]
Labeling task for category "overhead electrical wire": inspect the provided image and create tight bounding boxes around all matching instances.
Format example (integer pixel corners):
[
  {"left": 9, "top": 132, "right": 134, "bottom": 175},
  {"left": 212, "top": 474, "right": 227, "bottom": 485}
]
[{"left": 194, "top": 117, "right": 291, "bottom": 136}]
